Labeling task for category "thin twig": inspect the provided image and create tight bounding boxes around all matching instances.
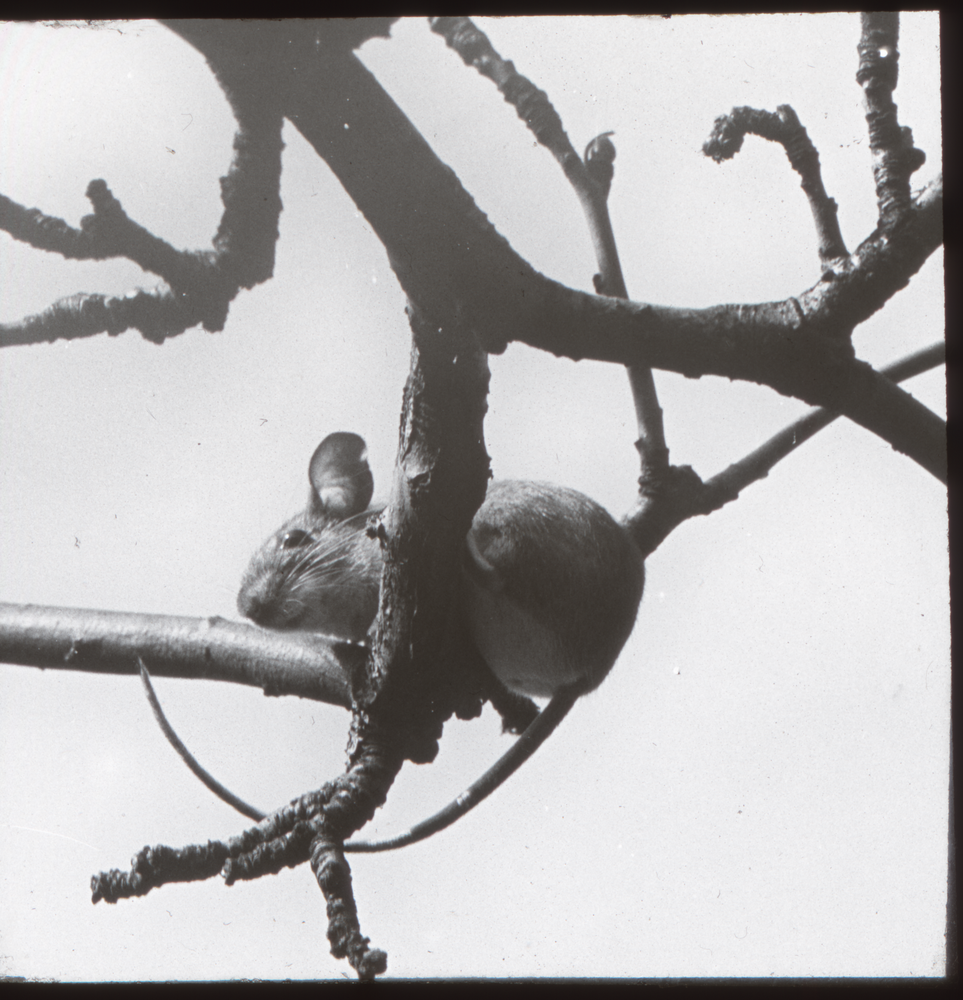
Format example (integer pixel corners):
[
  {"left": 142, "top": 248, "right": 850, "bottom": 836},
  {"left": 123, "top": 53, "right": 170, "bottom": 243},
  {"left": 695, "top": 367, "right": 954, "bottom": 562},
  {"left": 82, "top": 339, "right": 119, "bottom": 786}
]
[
  {"left": 429, "top": 16, "right": 579, "bottom": 172},
  {"left": 703, "top": 104, "right": 848, "bottom": 265},
  {"left": 582, "top": 133, "right": 669, "bottom": 471}
]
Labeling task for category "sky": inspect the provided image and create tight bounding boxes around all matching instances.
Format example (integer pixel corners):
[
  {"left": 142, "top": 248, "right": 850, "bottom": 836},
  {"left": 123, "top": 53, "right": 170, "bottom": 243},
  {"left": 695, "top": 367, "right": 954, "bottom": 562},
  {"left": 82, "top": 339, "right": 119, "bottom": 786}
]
[{"left": 0, "top": 14, "right": 947, "bottom": 981}]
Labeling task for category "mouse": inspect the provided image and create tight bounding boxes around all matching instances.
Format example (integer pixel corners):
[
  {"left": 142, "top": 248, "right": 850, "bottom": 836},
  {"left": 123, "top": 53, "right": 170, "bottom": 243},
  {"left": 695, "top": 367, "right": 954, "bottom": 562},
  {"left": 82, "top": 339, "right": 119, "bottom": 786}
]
[
  {"left": 174, "top": 430, "right": 647, "bottom": 851},
  {"left": 237, "top": 431, "right": 645, "bottom": 699}
]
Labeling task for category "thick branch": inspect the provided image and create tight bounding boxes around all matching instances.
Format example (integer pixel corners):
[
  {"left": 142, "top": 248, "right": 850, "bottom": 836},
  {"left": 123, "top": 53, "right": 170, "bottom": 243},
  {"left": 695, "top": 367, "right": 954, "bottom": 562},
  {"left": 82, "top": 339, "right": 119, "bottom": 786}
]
[
  {"left": 0, "top": 603, "right": 354, "bottom": 708},
  {"left": 3, "top": 23, "right": 942, "bottom": 474},
  {"left": 249, "top": 37, "right": 942, "bottom": 480},
  {"left": 45, "top": 23, "right": 934, "bottom": 483},
  {"left": 359, "top": 309, "right": 494, "bottom": 765},
  {"left": 521, "top": 272, "right": 945, "bottom": 482}
]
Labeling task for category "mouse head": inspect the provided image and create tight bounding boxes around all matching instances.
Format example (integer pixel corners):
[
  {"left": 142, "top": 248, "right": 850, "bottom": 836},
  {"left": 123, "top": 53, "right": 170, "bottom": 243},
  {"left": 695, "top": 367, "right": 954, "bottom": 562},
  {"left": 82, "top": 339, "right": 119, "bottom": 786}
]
[{"left": 236, "top": 433, "right": 383, "bottom": 641}]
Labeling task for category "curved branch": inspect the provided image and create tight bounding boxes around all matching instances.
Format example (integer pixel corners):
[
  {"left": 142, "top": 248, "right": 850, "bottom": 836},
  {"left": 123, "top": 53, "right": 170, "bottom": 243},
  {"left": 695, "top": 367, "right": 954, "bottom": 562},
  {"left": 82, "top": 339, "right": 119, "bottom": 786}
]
[
  {"left": 232, "top": 35, "right": 942, "bottom": 480},
  {"left": 0, "top": 180, "right": 214, "bottom": 281},
  {"left": 0, "top": 603, "right": 355, "bottom": 708},
  {"left": 703, "top": 104, "right": 848, "bottom": 264},
  {"left": 522, "top": 272, "right": 945, "bottom": 483},
  {"left": 16, "top": 22, "right": 933, "bottom": 482},
  {"left": 0, "top": 68, "right": 284, "bottom": 345}
]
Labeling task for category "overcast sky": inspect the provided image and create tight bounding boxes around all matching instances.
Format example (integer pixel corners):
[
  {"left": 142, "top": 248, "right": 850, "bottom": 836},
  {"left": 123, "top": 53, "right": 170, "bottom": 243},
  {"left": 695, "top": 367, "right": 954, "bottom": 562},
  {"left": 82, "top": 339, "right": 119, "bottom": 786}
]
[{"left": 0, "top": 14, "right": 946, "bottom": 981}]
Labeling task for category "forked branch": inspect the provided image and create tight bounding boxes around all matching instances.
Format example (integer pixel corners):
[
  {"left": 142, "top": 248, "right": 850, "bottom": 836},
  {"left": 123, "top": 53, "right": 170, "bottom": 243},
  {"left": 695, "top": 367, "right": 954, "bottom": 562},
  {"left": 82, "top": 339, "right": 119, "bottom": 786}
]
[
  {"left": 429, "top": 16, "right": 669, "bottom": 474},
  {"left": 3, "top": 20, "right": 943, "bottom": 481},
  {"left": 217, "top": 24, "right": 940, "bottom": 480},
  {"left": 0, "top": 85, "right": 283, "bottom": 345},
  {"left": 624, "top": 339, "right": 946, "bottom": 557},
  {"left": 91, "top": 732, "right": 401, "bottom": 980}
]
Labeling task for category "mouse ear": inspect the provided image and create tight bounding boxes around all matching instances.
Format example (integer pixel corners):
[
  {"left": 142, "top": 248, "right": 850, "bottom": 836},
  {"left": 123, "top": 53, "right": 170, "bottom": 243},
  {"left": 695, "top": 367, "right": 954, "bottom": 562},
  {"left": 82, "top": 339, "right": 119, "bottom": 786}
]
[{"left": 308, "top": 432, "right": 374, "bottom": 518}]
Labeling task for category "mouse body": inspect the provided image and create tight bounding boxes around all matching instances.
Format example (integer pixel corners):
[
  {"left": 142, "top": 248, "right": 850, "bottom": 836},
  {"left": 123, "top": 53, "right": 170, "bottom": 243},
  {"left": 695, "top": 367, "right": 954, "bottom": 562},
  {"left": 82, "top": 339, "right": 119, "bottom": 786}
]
[{"left": 237, "top": 433, "right": 644, "bottom": 698}]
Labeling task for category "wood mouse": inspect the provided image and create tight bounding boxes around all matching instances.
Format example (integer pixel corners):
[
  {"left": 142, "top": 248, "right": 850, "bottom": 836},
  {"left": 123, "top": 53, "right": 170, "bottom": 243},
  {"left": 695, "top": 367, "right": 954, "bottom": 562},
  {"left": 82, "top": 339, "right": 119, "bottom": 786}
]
[
  {"left": 237, "top": 431, "right": 645, "bottom": 699},
  {"left": 153, "top": 430, "right": 647, "bottom": 851}
]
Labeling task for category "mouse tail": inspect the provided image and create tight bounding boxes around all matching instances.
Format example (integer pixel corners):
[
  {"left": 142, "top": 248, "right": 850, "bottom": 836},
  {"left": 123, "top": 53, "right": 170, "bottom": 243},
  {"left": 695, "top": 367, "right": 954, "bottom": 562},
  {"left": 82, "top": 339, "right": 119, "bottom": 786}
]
[
  {"left": 344, "top": 682, "right": 583, "bottom": 853},
  {"left": 140, "top": 657, "right": 581, "bottom": 853},
  {"left": 138, "top": 658, "right": 267, "bottom": 822}
]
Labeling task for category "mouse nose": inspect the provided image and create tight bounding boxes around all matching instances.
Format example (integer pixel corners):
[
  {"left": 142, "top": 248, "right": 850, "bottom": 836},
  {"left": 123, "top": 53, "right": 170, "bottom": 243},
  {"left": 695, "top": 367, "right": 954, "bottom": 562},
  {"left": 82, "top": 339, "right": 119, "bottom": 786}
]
[
  {"left": 237, "top": 582, "right": 275, "bottom": 626},
  {"left": 237, "top": 589, "right": 261, "bottom": 623}
]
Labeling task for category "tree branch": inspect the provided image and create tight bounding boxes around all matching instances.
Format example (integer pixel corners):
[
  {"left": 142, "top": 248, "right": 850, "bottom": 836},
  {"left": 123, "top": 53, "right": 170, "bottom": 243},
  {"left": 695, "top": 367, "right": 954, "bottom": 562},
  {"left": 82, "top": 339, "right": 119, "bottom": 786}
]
[
  {"left": 358, "top": 307, "right": 494, "bottom": 765},
  {"left": 13, "top": 20, "right": 939, "bottom": 481},
  {"left": 422, "top": 18, "right": 670, "bottom": 470},
  {"left": 219, "top": 28, "right": 941, "bottom": 481},
  {"left": 701, "top": 340, "right": 945, "bottom": 506},
  {"left": 0, "top": 603, "right": 355, "bottom": 707},
  {"left": 624, "top": 339, "right": 945, "bottom": 557},
  {"left": 0, "top": 73, "right": 284, "bottom": 346},
  {"left": 857, "top": 12, "right": 927, "bottom": 227},
  {"left": 0, "top": 286, "right": 195, "bottom": 347},
  {"left": 703, "top": 104, "right": 848, "bottom": 265},
  {"left": 91, "top": 732, "right": 401, "bottom": 980}
]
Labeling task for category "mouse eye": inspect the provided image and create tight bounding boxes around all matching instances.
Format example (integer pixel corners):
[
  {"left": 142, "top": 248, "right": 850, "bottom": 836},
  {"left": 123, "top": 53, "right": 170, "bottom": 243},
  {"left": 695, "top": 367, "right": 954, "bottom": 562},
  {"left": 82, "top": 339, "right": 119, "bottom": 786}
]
[{"left": 281, "top": 529, "right": 313, "bottom": 549}]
